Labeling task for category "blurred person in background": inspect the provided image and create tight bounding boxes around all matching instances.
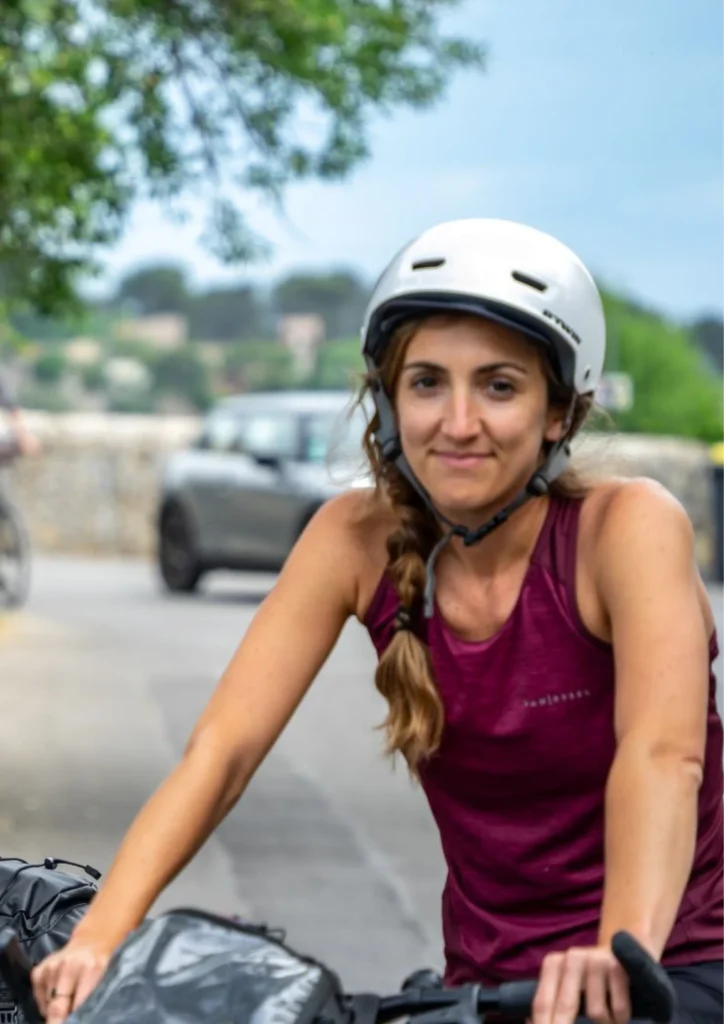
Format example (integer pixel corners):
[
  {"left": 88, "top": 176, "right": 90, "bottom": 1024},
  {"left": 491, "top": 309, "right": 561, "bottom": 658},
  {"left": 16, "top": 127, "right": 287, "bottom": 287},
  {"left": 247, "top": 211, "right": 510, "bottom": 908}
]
[
  {"left": 0, "top": 373, "right": 40, "bottom": 458},
  {"left": 31, "top": 219, "right": 723, "bottom": 1024}
]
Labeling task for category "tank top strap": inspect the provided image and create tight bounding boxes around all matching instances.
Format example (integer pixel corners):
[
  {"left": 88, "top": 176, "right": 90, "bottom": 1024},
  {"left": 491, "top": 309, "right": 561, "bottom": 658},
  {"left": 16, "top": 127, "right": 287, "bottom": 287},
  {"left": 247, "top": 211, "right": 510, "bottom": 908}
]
[{"left": 531, "top": 493, "right": 584, "bottom": 603}]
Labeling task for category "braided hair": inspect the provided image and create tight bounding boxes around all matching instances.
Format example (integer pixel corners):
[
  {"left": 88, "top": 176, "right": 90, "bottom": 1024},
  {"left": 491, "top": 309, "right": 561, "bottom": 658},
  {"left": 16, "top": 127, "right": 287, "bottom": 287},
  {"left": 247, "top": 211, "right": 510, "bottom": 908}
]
[{"left": 358, "top": 316, "right": 594, "bottom": 774}]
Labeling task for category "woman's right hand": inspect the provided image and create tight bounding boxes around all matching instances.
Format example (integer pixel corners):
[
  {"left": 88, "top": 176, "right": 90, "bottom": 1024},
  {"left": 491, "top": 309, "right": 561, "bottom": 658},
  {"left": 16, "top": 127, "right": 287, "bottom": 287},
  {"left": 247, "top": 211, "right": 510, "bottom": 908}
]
[{"left": 31, "top": 936, "right": 113, "bottom": 1024}]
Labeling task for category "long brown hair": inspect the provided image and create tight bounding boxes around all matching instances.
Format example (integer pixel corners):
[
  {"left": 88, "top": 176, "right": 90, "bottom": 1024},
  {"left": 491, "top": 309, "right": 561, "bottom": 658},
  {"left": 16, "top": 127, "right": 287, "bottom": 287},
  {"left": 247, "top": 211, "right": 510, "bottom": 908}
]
[{"left": 357, "top": 315, "right": 594, "bottom": 775}]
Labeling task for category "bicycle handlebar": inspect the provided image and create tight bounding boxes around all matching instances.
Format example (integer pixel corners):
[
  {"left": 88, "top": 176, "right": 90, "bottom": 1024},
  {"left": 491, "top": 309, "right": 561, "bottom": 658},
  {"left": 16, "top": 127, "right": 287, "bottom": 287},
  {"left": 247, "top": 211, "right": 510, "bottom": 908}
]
[
  {"left": 355, "top": 933, "right": 676, "bottom": 1024},
  {"left": 0, "top": 927, "right": 676, "bottom": 1024}
]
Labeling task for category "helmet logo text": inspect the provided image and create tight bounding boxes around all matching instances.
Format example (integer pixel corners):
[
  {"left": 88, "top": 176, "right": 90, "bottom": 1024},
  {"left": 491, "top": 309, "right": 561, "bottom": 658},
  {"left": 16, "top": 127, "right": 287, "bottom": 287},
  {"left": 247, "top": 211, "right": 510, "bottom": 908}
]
[{"left": 542, "top": 309, "right": 581, "bottom": 346}]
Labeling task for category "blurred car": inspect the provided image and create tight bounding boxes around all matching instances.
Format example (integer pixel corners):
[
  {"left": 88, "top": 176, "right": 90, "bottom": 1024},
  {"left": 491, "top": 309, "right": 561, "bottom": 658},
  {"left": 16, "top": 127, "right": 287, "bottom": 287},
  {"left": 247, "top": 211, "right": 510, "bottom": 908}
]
[{"left": 157, "top": 390, "right": 371, "bottom": 592}]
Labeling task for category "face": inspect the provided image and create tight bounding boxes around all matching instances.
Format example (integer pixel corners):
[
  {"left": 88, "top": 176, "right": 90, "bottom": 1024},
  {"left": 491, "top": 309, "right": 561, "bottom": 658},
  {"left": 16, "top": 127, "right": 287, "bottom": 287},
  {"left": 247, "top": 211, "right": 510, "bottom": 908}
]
[{"left": 393, "top": 316, "right": 565, "bottom": 523}]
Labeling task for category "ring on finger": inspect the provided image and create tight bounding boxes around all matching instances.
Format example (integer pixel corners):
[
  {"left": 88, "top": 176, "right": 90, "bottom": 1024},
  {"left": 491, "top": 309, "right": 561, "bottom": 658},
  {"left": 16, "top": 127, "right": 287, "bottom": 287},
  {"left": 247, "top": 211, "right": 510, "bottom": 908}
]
[{"left": 49, "top": 987, "right": 73, "bottom": 1000}]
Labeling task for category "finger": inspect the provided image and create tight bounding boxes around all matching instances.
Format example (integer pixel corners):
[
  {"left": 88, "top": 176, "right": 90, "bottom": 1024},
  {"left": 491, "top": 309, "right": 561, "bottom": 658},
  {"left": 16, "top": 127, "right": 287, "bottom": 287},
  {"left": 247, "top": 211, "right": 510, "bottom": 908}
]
[
  {"left": 31, "top": 957, "right": 60, "bottom": 1018},
  {"left": 584, "top": 954, "right": 614, "bottom": 1024},
  {"left": 45, "top": 960, "right": 84, "bottom": 1024},
  {"left": 552, "top": 948, "right": 587, "bottom": 1024},
  {"left": 532, "top": 953, "right": 565, "bottom": 1024},
  {"left": 607, "top": 961, "right": 631, "bottom": 1024},
  {"left": 73, "top": 959, "right": 107, "bottom": 1011},
  {"left": 46, "top": 992, "right": 74, "bottom": 1024}
]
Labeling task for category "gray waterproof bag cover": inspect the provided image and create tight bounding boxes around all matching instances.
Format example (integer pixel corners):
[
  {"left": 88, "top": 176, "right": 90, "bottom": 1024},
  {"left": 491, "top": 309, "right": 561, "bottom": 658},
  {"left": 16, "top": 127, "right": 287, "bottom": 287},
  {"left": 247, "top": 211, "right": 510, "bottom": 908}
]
[{"left": 68, "top": 909, "right": 350, "bottom": 1024}]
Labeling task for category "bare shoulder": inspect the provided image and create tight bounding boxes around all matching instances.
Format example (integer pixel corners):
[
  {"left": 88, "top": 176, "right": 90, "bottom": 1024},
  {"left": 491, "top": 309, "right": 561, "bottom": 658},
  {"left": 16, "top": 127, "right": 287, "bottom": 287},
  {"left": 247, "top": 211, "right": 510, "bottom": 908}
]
[
  {"left": 579, "top": 477, "right": 714, "bottom": 635},
  {"left": 300, "top": 488, "right": 397, "bottom": 621},
  {"left": 581, "top": 476, "right": 691, "bottom": 538}
]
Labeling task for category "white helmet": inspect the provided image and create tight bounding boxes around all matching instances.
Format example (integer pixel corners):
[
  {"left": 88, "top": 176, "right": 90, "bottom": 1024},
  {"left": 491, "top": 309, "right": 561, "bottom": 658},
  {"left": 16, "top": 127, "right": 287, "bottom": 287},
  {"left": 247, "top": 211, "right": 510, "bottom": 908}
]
[
  {"left": 359, "top": 219, "right": 607, "bottom": 618},
  {"left": 361, "top": 218, "right": 606, "bottom": 394}
]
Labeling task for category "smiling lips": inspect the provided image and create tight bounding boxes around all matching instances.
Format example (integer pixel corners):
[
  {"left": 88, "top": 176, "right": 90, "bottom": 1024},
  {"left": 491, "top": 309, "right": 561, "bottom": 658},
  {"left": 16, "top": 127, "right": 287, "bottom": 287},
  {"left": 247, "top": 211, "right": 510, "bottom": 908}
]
[{"left": 434, "top": 451, "right": 493, "bottom": 468}]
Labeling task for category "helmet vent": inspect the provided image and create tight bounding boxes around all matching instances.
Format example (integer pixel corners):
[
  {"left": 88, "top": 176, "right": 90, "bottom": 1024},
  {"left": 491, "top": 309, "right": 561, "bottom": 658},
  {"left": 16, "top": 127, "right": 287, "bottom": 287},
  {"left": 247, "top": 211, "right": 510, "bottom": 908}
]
[
  {"left": 512, "top": 270, "right": 548, "bottom": 292},
  {"left": 411, "top": 258, "right": 446, "bottom": 270}
]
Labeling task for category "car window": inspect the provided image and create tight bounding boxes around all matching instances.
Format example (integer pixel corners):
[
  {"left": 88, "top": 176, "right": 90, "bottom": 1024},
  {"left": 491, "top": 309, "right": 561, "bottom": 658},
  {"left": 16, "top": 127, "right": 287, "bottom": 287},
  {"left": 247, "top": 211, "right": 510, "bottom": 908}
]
[
  {"left": 197, "top": 410, "right": 242, "bottom": 452},
  {"left": 303, "top": 404, "right": 369, "bottom": 464},
  {"left": 239, "top": 413, "right": 299, "bottom": 459}
]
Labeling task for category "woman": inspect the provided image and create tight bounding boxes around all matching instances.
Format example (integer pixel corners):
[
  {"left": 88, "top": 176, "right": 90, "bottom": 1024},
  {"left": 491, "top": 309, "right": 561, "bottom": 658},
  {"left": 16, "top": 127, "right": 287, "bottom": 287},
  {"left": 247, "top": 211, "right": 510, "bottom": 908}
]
[{"left": 33, "top": 219, "right": 723, "bottom": 1024}]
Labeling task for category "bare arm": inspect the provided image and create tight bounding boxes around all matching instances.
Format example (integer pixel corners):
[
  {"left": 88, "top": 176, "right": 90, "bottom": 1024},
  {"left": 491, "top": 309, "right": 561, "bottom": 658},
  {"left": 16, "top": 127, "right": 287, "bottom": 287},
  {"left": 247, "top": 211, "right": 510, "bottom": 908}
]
[
  {"left": 594, "top": 481, "right": 710, "bottom": 957},
  {"left": 71, "top": 491, "right": 367, "bottom": 951},
  {"left": 532, "top": 482, "right": 712, "bottom": 1024},
  {"left": 0, "top": 380, "right": 41, "bottom": 456}
]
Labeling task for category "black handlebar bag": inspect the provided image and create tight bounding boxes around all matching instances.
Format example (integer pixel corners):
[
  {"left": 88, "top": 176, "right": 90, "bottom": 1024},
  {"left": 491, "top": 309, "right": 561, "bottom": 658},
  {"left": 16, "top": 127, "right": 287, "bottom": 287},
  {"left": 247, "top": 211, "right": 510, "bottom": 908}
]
[
  {"left": 0, "top": 856, "right": 99, "bottom": 1022},
  {"left": 68, "top": 909, "right": 350, "bottom": 1024}
]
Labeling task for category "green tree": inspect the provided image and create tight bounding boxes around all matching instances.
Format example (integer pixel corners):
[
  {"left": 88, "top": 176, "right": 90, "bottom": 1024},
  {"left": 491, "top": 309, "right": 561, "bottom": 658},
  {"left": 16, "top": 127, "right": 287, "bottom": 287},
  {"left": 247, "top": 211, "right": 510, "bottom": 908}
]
[
  {"left": 108, "top": 338, "right": 159, "bottom": 366},
  {"left": 188, "top": 284, "right": 264, "bottom": 342},
  {"left": 273, "top": 271, "right": 370, "bottom": 339},
  {"left": 1, "top": 1, "right": 483, "bottom": 316},
  {"left": 115, "top": 265, "right": 189, "bottom": 316},
  {"left": 223, "top": 340, "right": 298, "bottom": 391},
  {"left": 602, "top": 293, "right": 723, "bottom": 443},
  {"left": 33, "top": 347, "right": 67, "bottom": 383},
  {"left": 108, "top": 390, "right": 154, "bottom": 414},
  {"left": 81, "top": 362, "right": 105, "bottom": 391},
  {"left": 311, "top": 338, "right": 365, "bottom": 389},
  {"left": 689, "top": 316, "right": 723, "bottom": 375},
  {"left": 152, "top": 347, "right": 213, "bottom": 410},
  {"left": 8, "top": 311, "right": 77, "bottom": 343}
]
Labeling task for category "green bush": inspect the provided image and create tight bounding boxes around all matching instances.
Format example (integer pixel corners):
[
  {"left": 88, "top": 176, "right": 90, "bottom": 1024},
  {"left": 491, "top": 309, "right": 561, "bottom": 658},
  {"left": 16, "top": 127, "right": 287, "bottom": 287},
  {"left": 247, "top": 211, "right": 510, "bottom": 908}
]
[
  {"left": 33, "top": 348, "right": 67, "bottom": 384},
  {"left": 223, "top": 341, "right": 300, "bottom": 391},
  {"left": 310, "top": 339, "right": 364, "bottom": 390},
  {"left": 19, "top": 381, "right": 73, "bottom": 412},
  {"left": 108, "top": 391, "right": 155, "bottom": 414},
  {"left": 152, "top": 347, "right": 213, "bottom": 410},
  {"left": 109, "top": 340, "right": 160, "bottom": 367},
  {"left": 602, "top": 293, "right": 723, "bottom": 442},
  {"left": 81, "top": 363, "right": 105, "bottom": 392}
]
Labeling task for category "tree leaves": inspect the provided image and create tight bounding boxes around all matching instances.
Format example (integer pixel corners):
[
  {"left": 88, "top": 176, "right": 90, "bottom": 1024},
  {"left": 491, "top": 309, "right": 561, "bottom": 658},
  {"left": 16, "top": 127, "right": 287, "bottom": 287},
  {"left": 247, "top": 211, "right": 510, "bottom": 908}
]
[
  {"left": 602, "top": 291, "right": 723, "bottom": 443},
  {"left": 0, "top": 0, "right": 483, "bottom": 314}
]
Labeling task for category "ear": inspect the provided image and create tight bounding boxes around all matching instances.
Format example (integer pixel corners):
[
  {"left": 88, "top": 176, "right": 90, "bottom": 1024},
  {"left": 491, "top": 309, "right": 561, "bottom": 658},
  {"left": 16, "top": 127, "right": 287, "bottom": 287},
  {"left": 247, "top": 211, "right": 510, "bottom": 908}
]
[{"left": 544, "top": 405, "right": 567, "bottom": 443}]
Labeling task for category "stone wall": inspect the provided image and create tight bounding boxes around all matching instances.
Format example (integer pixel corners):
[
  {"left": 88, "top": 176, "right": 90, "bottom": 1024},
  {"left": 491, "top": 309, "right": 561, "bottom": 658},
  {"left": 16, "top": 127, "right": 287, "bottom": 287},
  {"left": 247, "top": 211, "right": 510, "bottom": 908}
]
[
  {"left": 3, "top": 413, "right": 199, "bottom": 558},
  {"left": 1, "top": 412, "right": 720, "bottom": 575},
  {"left": 573, "top": 432, "right": 719, "bottom": 574}
]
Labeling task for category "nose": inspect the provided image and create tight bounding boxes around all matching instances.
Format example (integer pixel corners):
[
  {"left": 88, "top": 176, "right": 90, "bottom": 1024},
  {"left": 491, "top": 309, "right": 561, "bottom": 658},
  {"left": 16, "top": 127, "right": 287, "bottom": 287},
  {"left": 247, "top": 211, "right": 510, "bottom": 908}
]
[{"left": 441, "top": 387, "right": 481, "bottom": 443}]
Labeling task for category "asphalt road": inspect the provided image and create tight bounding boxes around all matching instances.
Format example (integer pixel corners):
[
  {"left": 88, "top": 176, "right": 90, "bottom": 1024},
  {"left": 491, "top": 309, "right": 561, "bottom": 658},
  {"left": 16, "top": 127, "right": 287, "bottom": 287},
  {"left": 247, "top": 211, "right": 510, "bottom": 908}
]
[{"left": 1, "top": 558, "right": 722, "bottom": 994}]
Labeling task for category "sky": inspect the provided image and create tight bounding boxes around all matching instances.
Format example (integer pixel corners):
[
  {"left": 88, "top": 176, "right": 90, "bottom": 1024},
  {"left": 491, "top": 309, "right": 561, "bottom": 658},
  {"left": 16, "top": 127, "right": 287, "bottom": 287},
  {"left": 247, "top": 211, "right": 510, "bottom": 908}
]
[{"left": 89, "top": 1, "right": 724, "bottom": 321}]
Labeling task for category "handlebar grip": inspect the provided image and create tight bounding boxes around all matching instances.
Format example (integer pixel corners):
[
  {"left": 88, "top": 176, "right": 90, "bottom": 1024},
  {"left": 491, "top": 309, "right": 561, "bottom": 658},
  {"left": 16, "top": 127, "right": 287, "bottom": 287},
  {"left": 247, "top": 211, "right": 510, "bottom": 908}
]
[
  {"left": 496, "top": 934, "right": 675, "bottom": 1023},
  {"left": 497, "top": 979, "right": 538, "bottom": 1015},
  {"left": 611, "top": 931, "right": 676, "bottom": 1024}
]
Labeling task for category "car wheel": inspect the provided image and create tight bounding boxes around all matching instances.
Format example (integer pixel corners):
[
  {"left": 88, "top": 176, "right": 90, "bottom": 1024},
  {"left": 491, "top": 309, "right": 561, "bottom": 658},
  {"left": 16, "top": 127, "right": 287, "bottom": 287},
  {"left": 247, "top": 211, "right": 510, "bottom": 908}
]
[{"left": 158, "top": 503, "right": 203, "bottom": 593}]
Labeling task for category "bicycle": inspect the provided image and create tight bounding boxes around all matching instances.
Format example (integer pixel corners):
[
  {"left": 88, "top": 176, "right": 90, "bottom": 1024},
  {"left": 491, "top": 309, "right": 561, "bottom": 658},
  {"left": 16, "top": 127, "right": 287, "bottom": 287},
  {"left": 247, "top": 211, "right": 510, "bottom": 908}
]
[
  {"left": 0, "top": 923, "right": 677, "bottom": 1024},
  {"left": 0, "top": 442, "right": 31, "bottom": 609}
]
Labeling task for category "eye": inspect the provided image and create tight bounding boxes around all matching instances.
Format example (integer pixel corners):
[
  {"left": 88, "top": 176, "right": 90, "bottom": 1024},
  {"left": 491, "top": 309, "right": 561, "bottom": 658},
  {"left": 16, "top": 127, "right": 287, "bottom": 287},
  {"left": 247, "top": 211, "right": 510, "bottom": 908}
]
[
  {"left": 410, "top": 373, "right": 441, "bottom": 392},
  {"left": 487, "top": 378, "right": 516, "bottom": 397}
]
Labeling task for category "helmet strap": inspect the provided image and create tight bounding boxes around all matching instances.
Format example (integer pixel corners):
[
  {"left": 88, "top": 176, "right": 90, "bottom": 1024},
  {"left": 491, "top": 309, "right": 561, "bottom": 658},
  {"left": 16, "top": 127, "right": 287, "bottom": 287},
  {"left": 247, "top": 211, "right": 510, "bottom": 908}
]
[{"left": 369, "top": 380, "right": 574, "bottom": 618}]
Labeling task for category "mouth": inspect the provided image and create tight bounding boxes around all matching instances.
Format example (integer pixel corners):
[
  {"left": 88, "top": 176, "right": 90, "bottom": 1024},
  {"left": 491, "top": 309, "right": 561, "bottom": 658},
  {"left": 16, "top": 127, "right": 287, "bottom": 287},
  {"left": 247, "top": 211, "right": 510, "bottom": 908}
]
[{"left": 433, "top": 451, "right": 494, "bottom": 468}]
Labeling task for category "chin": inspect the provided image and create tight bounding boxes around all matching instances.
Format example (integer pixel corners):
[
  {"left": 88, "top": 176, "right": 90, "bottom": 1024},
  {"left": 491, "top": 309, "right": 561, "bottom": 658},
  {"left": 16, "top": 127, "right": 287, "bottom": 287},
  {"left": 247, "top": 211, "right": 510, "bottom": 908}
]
[
  {"left": 425, "top": 485, "right": 501, "bottom": 518},
  {"left": 419, "top": 457, "right": 538, "bottom": 514},
  {"left": 422, "top": 468, "right": 532, "bottom": 520}
]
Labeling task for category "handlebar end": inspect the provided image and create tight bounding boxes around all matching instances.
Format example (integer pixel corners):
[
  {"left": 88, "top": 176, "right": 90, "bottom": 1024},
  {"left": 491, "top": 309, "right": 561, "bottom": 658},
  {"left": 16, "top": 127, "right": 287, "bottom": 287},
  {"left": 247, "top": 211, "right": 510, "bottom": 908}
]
[{"left": 611, "top": 932, "right": 677, "bottom": 1024}]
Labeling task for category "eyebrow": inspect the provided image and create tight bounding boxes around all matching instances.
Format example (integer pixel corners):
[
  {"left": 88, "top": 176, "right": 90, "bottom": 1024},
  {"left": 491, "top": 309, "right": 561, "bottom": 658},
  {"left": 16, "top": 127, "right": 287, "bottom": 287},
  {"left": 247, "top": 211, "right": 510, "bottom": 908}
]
[{"left": 402, "top": 360, "right": 530, "bottom": 375}]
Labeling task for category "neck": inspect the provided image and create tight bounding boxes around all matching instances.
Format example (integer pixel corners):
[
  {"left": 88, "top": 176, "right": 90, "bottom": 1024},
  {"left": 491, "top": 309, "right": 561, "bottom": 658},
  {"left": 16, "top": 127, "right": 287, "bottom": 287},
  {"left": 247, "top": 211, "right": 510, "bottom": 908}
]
[{"left": 438, "top": 491, "right": 551, "bottom": 577}]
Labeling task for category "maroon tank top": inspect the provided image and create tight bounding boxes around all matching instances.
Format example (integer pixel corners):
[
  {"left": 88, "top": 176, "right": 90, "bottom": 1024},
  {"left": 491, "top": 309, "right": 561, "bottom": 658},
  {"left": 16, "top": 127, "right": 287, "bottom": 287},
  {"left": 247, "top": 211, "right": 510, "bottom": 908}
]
[{"left": 364, "top": 494, "right": 724, "bottom": 984}]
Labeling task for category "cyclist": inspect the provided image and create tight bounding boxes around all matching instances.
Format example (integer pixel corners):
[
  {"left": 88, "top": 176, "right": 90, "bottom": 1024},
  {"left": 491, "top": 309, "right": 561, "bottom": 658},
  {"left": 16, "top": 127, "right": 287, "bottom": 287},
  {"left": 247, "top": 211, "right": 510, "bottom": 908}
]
[
  {"left": 0, "top": 372, "right": 40, "bottom": 457},
  {"left": 31, "top": 220, "right": 723, "bottom": 1024}
]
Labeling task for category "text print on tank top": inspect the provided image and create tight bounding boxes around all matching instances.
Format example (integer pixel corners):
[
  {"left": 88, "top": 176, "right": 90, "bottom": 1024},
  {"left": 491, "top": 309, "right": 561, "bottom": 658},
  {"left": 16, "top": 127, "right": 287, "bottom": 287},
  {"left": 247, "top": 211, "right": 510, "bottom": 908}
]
[{"left": 364, "top": 493, "right": 724, "bottom": 984}]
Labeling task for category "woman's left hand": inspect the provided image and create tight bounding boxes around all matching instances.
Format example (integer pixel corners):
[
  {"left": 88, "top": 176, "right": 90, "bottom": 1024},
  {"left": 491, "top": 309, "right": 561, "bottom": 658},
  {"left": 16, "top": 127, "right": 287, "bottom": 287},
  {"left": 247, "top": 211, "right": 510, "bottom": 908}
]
[{"left": 531, "top": 945, "right": 631, "bottom": 1024}]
